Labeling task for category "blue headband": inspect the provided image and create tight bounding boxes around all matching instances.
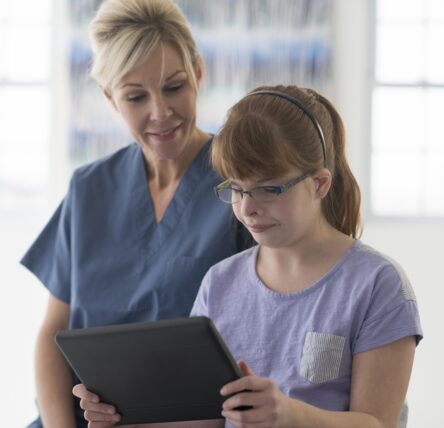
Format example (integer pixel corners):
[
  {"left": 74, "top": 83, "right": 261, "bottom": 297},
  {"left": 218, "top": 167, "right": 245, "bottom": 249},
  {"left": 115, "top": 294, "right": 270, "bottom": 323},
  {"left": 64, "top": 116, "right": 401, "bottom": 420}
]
[{"left": 245, "top": 90, "right": 328, "bottom": 168}]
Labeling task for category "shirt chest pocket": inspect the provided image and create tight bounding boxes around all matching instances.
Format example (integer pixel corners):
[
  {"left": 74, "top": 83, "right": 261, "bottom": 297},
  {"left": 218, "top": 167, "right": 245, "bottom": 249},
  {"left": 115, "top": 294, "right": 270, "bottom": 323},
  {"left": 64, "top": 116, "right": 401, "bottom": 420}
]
[{"left": 299, "top": 332, "right": 346, "bottom": 384}]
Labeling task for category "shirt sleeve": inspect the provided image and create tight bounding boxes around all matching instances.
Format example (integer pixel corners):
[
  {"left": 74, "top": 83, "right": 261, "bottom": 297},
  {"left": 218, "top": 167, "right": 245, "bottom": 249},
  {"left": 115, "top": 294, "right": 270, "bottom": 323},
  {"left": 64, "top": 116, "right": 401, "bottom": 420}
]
[
  {"left": 353, "top": 261, "right": 423, "bottom": 355},
  {"left": 189, "top": 269, "right": 212, "bottom": 318},
  {"left": 20, "top": 175, "right": 74, "bottom": 304}
]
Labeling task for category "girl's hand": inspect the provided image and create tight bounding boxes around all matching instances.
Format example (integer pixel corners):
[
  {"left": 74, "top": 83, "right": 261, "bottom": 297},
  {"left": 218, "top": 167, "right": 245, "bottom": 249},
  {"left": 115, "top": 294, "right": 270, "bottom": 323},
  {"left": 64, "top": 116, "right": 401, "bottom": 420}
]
[
  {"left": 72, "top": 383, "right": 121, "bottom": 427},
  {"left": 220, "top": 360, "right": 291, "bottom": 428}
]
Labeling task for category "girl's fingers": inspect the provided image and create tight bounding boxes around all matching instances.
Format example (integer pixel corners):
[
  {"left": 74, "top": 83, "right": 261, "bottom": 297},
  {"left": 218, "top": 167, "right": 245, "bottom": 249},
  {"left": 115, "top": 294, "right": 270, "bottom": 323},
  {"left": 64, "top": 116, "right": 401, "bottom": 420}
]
[
  {"left": 238, "top": 360, "right": 255, "bottom": 376},
  {"left": 222, "top": 390, "right": 268, "bottom": 412},
  {"left": 221, "top": 374, "right": 271, "bottom": 396},
  {"left": 222, "top": 406, "right": 266, "bottom": 425}
]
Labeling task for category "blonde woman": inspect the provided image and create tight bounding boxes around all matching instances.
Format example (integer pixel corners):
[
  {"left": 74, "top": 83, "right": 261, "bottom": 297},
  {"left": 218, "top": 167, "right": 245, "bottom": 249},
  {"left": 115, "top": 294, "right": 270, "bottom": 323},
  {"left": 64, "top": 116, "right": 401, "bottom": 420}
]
[{"left": 22, "top": 1, "right": 249, "bottom": 427}]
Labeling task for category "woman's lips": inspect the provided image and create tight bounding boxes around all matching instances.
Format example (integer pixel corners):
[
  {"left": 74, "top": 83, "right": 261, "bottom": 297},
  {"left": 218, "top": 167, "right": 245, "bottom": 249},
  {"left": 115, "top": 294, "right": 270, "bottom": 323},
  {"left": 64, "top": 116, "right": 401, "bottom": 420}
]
[{"left": 146, "top": 123, "right": 182, "bottom": 141}]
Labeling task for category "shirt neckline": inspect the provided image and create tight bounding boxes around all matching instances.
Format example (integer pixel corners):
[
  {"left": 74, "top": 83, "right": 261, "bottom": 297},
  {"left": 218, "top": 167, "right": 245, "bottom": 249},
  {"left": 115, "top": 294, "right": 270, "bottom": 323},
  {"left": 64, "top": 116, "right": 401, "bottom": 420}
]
[
  {"left": 130, "top": 138, "right": 213, "bottom": 258},
  {"left": 249, "top": 239, "right": 362, "bottom": 300}
]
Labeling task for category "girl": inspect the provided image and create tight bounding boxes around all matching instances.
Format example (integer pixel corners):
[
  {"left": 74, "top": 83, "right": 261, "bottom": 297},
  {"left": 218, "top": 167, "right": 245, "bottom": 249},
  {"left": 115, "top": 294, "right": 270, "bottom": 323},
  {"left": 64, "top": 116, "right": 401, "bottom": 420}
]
[{"left": 75, "top": 85, "right": 422, "bottom": 428}]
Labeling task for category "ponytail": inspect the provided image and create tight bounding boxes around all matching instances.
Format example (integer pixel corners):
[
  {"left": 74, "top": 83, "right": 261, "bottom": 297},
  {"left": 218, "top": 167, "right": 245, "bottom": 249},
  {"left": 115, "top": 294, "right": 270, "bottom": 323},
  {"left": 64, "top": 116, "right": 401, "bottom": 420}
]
[
  {"left": 212, "top": 84, "right": 362, "bottom": 238},
  {"left": 315, "top": 93, "right": 362, "bottom": 238}
]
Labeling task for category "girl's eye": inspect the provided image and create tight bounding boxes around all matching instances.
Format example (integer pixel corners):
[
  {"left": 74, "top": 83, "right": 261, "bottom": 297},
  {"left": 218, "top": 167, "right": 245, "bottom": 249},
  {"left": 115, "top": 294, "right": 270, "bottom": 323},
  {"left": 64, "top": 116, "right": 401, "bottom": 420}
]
[
  {"left": 231, "top": 187, "right": 243, "bottom": 194},
  {"left": 260, "top": 186, "right": 280, "bottom": 194}
]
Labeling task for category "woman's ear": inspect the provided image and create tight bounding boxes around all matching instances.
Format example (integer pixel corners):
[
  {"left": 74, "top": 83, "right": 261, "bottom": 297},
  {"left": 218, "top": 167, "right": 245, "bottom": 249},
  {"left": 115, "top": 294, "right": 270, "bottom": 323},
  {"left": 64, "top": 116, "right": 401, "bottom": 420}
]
[
  {"left": 194, "top": 56, "right": 204, "bottom": 88},
  {"left": 101, "top": 85, "right": 118, "bottom": 111},
  {"left": 312, "top": 168, "right": 332, "bottom": 199}
]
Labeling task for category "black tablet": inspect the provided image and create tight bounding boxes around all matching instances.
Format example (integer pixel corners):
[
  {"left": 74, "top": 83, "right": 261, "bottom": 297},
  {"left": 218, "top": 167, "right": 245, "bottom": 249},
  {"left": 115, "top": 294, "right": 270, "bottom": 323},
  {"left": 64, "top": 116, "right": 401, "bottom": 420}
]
[{"left": 55, "top": 316, "right": 242, "bottom": 425}]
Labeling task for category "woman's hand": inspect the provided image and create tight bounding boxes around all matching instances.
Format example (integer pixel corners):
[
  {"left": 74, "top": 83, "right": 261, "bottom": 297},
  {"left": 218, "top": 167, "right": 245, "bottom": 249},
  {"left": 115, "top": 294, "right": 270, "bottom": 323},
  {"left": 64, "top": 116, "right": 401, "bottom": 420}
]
[
  {"left": 220, "top": 360, "right": 291, "bottom": 428},
  {"left": 72, "top": 384, "right": 121, "bottom": 427},
  {"left": 72, "top": 384, "right": 224, "bottom": 428}
]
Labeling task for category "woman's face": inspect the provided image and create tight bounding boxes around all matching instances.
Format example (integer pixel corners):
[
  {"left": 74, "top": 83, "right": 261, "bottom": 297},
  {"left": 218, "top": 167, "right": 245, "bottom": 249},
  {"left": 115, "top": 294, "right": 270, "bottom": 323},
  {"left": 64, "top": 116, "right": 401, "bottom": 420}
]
[{"left": 107, "top": 43, "right": 201, "bottom": 161}]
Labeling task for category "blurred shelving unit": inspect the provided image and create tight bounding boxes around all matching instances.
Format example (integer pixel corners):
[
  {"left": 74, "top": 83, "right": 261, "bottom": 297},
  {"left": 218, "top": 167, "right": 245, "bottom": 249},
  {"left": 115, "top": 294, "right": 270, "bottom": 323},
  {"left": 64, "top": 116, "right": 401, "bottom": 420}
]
[{"left": 64, "top": 0, "right": 333, "bottom": 168}]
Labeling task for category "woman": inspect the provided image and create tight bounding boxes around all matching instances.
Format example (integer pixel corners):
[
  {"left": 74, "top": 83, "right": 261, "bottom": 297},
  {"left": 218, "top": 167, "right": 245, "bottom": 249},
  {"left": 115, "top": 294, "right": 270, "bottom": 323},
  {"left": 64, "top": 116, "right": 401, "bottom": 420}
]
[{"left": 21, "top": 1, "right": 248, "bottom": 426}]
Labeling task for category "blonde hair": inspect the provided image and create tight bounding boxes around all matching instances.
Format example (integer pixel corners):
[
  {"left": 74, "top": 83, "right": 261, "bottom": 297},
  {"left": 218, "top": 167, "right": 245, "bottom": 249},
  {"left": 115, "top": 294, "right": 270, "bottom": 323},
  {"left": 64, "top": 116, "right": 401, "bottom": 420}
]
[
  {"left": 212, "top": 85, "right": 362, "bottom": 238},
  {"left": 89, "top": 0, "right": 200, "bottom": 90}
]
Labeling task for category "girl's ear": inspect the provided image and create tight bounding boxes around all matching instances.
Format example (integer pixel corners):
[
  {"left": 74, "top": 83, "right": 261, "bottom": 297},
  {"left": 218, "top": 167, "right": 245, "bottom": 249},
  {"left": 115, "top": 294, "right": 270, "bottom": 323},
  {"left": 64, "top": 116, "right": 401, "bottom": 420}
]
[
  {"left": 101, "top": 86, "right": 118, "bottom": 111},
  {"left": 311, "top": 168, "right": 332, "bottom": 199}
]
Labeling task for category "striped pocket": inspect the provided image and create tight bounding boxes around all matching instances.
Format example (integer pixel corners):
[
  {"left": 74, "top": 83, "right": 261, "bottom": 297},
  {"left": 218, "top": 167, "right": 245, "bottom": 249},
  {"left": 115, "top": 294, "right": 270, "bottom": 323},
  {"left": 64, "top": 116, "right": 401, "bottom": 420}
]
[{"left": 300, "top": 332, "right": 345, "bottom": 384}]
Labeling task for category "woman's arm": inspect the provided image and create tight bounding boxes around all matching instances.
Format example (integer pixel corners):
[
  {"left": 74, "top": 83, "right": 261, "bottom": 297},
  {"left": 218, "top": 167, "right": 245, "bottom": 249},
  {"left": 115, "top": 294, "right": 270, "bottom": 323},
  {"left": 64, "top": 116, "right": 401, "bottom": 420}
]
[
  {"left": 221, "top": 336, "right": 416, "bottom": 428},
  {"left": 73, "top": 384, "right": 225, "bottom": 428},
  {"left": 35, "top": 295, "right": 77, "bottom": 428}
]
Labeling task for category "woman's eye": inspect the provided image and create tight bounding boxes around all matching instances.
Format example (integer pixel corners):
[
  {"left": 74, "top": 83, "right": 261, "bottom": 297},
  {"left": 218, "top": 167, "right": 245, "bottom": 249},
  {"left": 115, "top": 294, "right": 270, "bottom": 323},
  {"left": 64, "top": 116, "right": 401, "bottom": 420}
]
[
  {"left": 231, "top": 187, "right": 243, "bottom": 194},
  {"left": 165, "top": 83, "right": 184, "bottom": 92},
  {"left": 127, "top": 94, "right": 145, "bottom": 103}
]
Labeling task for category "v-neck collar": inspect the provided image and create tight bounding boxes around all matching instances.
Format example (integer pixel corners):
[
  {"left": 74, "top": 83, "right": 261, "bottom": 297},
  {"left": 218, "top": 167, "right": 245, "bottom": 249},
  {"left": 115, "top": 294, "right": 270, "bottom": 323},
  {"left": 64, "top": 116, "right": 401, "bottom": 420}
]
[{"left": 130, "top": 139, "right": 213, "bottom": 258}]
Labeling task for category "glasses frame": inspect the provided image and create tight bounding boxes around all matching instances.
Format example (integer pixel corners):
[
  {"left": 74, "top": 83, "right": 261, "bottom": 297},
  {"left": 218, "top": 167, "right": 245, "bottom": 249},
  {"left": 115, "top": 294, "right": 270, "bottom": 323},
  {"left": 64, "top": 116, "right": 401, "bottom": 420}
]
[{"left": 214, "top": 172, "right": 311, "bottom": 204}]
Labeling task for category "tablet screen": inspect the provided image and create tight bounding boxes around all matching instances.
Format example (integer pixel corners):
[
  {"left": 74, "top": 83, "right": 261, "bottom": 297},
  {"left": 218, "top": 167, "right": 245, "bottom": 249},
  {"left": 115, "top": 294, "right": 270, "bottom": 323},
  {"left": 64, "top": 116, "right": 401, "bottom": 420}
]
[{"left": 55, "top": 316, "right": 241, "bottom": 425}]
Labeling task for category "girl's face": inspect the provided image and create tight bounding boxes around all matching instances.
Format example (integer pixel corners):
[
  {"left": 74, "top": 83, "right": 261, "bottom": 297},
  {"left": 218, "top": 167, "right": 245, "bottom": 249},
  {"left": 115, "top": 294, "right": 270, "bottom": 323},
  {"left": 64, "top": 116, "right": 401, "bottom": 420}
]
[
  {"left": 105, "top": 43, "right": 201, "bottom": 161},
  {"left": 231, "top": 170, "right": 330, "bottom": 249}
]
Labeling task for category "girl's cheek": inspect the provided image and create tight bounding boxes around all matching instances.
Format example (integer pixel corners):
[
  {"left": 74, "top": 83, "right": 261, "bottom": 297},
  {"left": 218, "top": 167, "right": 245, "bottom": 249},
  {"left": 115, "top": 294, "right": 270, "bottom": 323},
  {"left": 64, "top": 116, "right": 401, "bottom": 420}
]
[{"left": 232, "top": 205, "right": 242, "bottom": 221}]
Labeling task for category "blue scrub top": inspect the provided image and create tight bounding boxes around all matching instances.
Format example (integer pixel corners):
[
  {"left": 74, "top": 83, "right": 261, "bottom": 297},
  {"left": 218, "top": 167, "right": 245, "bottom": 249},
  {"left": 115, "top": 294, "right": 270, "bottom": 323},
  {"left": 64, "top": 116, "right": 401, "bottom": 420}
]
[{"left": 21, "top": 140, "right": 242, "bottom": 329}]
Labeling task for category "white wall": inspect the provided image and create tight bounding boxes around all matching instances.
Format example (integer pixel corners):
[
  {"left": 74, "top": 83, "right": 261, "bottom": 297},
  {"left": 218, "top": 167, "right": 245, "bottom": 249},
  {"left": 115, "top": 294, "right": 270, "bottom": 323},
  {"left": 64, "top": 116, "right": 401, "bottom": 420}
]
[
  {"left": 333, "top": 1, "right": 443, "bottom": 426},
  {"left": 2, "top": 1, "right": 441, "bottom": 427},
  {"left": 0, "top": 209, "right": 51, "bottom": 426}
]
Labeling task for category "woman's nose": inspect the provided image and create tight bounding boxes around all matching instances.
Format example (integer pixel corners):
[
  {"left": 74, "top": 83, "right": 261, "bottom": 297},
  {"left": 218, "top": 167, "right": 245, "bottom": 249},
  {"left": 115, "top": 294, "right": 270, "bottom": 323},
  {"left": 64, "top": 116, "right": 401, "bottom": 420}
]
[{"left": 149, "top": 95, "right": 172, "bottom": 121}]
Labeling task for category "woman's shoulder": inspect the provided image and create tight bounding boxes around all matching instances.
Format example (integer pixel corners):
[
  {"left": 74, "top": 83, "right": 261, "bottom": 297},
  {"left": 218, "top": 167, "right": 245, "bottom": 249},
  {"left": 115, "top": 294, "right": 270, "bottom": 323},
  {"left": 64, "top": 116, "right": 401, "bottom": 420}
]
[{"left": 72, "top": 143, "right": 139, "bottom": 183}]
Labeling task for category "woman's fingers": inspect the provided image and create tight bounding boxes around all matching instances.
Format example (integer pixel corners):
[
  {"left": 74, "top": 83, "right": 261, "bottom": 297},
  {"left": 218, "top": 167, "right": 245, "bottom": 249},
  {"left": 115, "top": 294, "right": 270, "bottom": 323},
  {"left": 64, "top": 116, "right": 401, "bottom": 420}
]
[
  {"left": 81, "top": 399, "right": 118, "bottom": 414},
  {"left": 73, "top": 383, "right": 99, "bottom": 403},
  {"left": 84, "top": 409, "right": 120, "bottom": 423},
  {"left": 73, "top": 383, "right": 120, "bottom": 425},
  {"left": 87, "top": 421, "right": 120, "bottom": 428}
]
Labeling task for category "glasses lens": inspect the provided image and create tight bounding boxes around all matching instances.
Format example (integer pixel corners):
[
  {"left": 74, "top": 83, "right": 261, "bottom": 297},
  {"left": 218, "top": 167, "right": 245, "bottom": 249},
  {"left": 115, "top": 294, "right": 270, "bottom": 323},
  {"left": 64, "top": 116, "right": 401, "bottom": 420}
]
[
  {"left": 250, "top": 187, "right": 277, "bottom": 203},
  {"left": 217, "top": 187, "right": 236, "bottom": 203}
]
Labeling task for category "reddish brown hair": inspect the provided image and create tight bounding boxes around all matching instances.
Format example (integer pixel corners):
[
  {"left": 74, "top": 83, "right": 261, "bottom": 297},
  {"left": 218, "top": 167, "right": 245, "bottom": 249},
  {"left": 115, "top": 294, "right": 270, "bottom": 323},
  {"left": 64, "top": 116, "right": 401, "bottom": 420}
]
[{"left": 212, "top": 85, "right": 362, "bottom": 238}]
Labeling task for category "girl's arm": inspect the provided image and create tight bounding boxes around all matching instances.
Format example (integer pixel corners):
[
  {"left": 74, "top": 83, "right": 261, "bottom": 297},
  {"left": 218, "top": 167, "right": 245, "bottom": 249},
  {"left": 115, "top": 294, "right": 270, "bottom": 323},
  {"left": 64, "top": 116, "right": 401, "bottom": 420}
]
[
  {"left": 35, "top": 295, "right": 77, "bottom": 428},
  {"left": 221, "top": 336, "right": 416, "bottom": 428}
]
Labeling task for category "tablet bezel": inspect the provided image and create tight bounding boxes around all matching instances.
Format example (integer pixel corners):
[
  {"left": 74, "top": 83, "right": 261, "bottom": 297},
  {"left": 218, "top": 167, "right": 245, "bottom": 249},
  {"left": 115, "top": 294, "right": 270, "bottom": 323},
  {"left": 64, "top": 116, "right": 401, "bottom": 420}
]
[{"left": 55, "top": 316, "right": 242, "bottom": 425}]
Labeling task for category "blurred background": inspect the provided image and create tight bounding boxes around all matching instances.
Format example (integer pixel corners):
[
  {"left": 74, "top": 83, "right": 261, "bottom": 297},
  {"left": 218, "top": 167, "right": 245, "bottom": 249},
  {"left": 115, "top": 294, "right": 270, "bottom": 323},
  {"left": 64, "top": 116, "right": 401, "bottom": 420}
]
[{"left": 0, "top": 0, "right": 442, "bottom": 426}]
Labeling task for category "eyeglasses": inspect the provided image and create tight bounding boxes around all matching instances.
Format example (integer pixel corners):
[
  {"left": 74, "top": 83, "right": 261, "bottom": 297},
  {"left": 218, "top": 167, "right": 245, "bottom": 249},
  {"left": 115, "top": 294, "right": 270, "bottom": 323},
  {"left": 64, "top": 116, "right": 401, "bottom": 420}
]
[{"left": 214, "top": 172, "right": 311, "bottom": 204}]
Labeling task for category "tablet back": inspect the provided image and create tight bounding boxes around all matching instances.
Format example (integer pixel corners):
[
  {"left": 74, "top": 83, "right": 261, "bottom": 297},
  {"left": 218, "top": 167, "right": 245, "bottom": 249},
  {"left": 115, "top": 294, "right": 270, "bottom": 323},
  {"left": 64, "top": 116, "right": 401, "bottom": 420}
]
[{"left": 55, "top": 316, "right": 241, "bottom": 425}]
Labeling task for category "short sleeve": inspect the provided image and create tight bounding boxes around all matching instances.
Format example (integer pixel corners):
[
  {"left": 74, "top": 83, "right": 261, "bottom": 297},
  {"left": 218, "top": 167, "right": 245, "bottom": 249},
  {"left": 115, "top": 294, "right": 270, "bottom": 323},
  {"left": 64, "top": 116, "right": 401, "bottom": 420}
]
[
  {"left": 353, "top": 262, "right": 423, "bottom": 355},
  {"left": 189, "top": 269, "right": 211, "bottom": 318},
  {"left": 20, "top": 176, "right": 74, "bottom": 303}
]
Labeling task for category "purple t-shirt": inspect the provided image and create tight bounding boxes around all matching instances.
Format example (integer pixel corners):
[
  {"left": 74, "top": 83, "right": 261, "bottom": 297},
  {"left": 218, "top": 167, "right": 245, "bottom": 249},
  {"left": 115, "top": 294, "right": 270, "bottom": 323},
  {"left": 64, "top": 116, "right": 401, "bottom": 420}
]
[{"left": 191, "top": 240, "right": 422, "bottom": 420}]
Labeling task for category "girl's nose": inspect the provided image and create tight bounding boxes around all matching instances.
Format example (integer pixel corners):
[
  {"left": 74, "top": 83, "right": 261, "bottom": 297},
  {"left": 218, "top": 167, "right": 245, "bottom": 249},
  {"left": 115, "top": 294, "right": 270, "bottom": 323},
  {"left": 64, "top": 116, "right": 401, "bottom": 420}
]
[{"left": 239, "top": 193, "right": 260, "bottom": 217}]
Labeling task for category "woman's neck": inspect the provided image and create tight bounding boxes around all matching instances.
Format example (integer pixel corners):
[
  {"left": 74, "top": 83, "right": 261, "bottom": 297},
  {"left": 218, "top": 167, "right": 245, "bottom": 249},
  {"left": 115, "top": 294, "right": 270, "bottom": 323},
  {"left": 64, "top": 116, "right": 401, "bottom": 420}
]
[{"left": 144, "top": 127, "right": 209, "bottom": 189}]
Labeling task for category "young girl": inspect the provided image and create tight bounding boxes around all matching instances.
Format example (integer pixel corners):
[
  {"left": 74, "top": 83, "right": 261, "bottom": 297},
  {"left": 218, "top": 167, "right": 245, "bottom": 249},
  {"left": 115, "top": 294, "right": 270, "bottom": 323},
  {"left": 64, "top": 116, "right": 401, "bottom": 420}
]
[{"left": 74, "top": 85, "right": 422, "bottom": 428}]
